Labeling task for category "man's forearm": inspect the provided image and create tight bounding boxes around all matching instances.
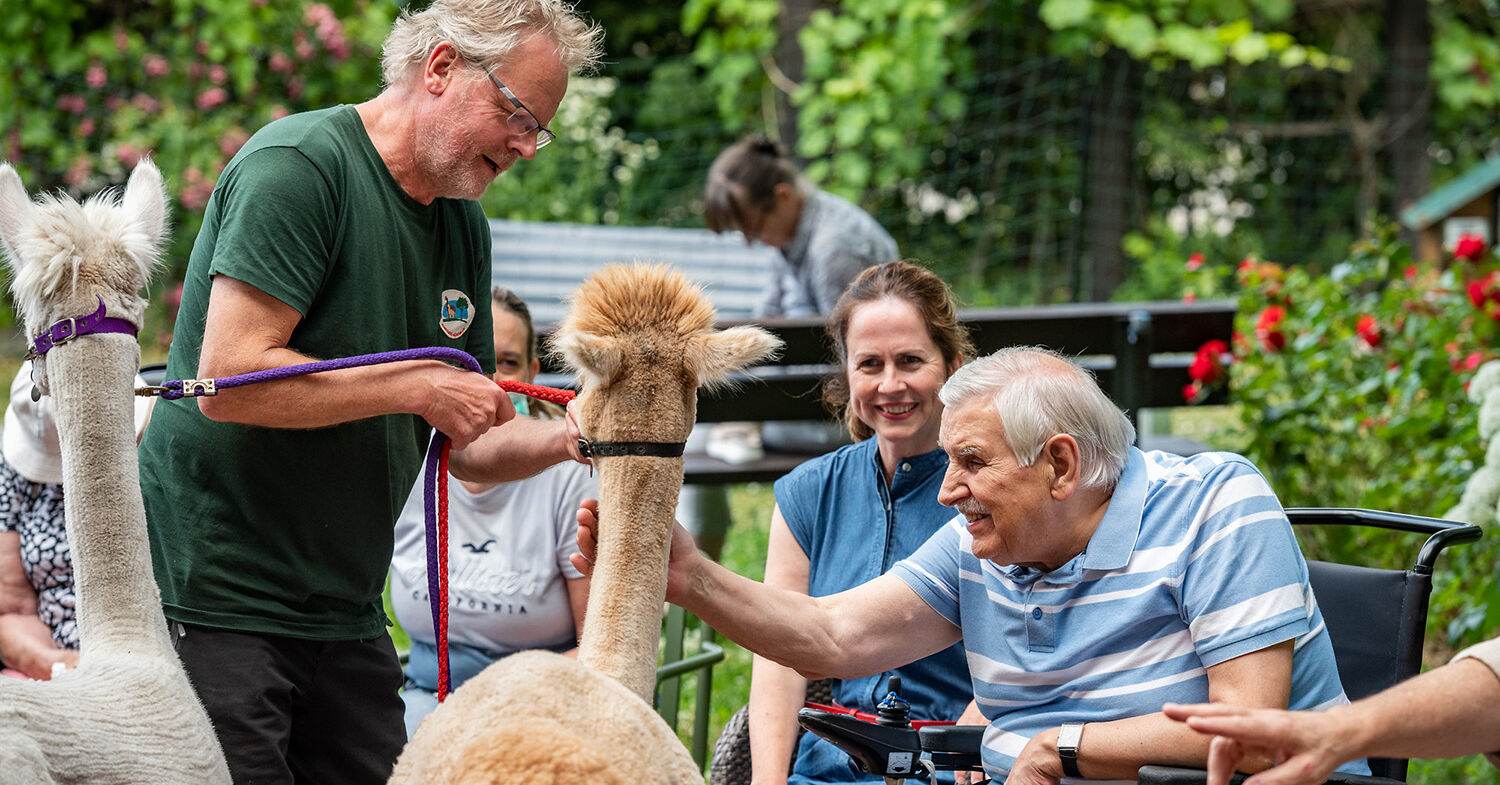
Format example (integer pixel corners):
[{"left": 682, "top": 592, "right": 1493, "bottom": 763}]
[
  {"left": 448, "top": 416, "right": 571, "bottom": 483},
  {"left": 1061, "top": 713, "right": 1227, "bottom": 780},
  {"left": 678, "top": 558, "right": 852, "bottom": 680},
  {"left": 1333, "top": 657, "right": 1500, "bottom": 762},
  {"left": 195, "top": 350, "right": 444, "bottom": 428}
]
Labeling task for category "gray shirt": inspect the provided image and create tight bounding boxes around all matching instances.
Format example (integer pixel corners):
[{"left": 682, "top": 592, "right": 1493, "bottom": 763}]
[{"left": 757, "top": 189, "right": 898, "bottom": 318}]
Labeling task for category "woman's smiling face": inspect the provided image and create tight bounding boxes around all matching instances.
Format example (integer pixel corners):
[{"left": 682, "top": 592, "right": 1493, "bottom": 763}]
[{"left": 845, "top": 297, "right": 956, "bottom": 459}]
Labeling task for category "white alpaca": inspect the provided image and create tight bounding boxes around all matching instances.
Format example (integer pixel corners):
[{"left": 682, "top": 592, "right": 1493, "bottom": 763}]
[{"left": 0, "top": 160, "right": 229, "bottom": 784}]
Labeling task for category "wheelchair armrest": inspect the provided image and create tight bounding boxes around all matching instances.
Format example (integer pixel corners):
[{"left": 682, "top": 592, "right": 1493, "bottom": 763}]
[
  {"left": 918, "top": 725, "right": 984, "bottom": 771},
  {"left": 1136, "top": 765, "right": 1404, "bottom": 785},
  {"left": 797, "top": 707, "right": 924, "bottom": 778}
]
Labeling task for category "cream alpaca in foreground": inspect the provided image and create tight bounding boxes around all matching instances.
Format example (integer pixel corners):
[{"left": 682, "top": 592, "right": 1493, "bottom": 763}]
[
  {"left": 0, "top": 161, "right": 230, "bottom": 784},
  {"left": 389, "top": 264, "right": 780, "bottom": 784}
]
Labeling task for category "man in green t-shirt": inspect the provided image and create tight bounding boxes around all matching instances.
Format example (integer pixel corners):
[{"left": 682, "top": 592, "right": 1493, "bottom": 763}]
[{"left": 138, "top": 2, "right": 602, "bottom": 783}]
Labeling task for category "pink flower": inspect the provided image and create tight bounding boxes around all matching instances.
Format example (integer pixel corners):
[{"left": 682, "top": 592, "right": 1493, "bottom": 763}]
[
  {"left": 64, "top": 157, "right": 91, "bottom": 188},
  {"left": 113, "top": 28, "right": 130, "bottom": 52},
  {"left": 1403, "top": 265, "right": 1418, "bottom": 283},
  {"left": 180, "top": 167, "right": 214, "bottom": 211},
  {"left": 196, "top": 87, "right": 229, "bottom": 110},
  {"left": 1355, "top": 315, "right": 1381, "bottom": 348},
  {"left": 268, "top": 104, "right": 290, "bottom": 120},
  {"left": 77, "top": 118, "right": 95, "bottom": 137},
  {"left": 209, "top": 64, "right": 228, "bottom": 85},
  {"left": 116, "top": 142, "right": 145, "bottom": 168},
  {"left": 86, "top": 63, "right": 107, "bottom": 89},
  {"left": 1186, "top": 252, "right": 1205, "bottom": 272},
  {"left": 1182, "top": 290, "right": 1197, "bottom": 303},
  {"left": 164, "top": 280, "right": 184, "bottom": 319},
  {"left": 269, "top": 52, "right": 293, "bottom": 74},
  {"left": 131, "top": 93, "right": 161, "bottom": 114},
  {"left": 1455, "top": 233, "right": 1487, "bottom": 262},
  {"left": 57, "top": 94, "right": 87, "bottom": 114},
  {"left": 219, "top": 127, "right": 250, "bottom": 158},
  {"left": 143, "top": 55, "right": 170, "bottom": 78}
]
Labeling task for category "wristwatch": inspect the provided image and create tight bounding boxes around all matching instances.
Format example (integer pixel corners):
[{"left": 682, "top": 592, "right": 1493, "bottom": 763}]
[{"left": 1057, "top": 721, "right": 1085, "bottom": 778}]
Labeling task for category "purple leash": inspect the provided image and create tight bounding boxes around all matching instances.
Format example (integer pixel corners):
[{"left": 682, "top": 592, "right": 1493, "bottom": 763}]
[
  {"left": 144, "top": 345, "right": 484, "bottom": 701},
  {"left": 144, "top": 346, "right": 483, "bottom": 399}
]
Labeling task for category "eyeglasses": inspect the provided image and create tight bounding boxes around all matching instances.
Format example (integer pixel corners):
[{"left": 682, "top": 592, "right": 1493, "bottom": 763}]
[{"left": 486, "top": 69, "right": 554, "bottom": 149}]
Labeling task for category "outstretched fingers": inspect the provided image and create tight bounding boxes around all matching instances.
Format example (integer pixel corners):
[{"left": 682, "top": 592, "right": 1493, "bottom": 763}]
[{"left": 571, "top": 499, "right": 600, "bottom": 576}]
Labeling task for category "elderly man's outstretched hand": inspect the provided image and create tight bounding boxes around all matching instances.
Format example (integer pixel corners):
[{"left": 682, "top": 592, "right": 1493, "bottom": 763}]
[
  {"left": 571, "top": 498, "right": 701, "bottom": 603},
  {"left": 1162, "top": 702, "right": 1347, "bottom": 785}
]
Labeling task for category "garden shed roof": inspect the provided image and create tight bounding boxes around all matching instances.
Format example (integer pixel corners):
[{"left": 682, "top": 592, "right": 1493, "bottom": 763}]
[{"left": 1400, "top": 156, "right": 1500, "bottom": 231}]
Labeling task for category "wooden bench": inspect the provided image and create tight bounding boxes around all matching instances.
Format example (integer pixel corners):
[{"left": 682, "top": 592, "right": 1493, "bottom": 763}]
[
  {"left": 534, "top": 299, "right": 1238, "bottom": 485},
  {"left": 490, "top": 217, "right": 779, "bottom": 323}
]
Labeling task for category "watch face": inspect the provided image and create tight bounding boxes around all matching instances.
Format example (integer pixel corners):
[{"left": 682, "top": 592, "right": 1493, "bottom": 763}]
[{"left": 1058, "top": 721, "right": 1084, "bottom": 750}]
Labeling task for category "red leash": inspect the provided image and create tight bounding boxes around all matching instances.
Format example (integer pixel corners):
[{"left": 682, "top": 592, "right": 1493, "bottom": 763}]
[{"left": 427, "top": 379, "right": 577, "bottom": 701}]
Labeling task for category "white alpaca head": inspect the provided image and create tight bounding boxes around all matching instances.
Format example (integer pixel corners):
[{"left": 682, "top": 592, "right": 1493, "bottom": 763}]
[{"left": 0, "top": 159, "right": 168, "bottom": 392}]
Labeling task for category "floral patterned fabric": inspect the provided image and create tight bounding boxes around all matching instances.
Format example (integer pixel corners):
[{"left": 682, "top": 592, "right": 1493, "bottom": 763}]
[{"left": 0, "top": 457, "right": 75, "bottom": 649}]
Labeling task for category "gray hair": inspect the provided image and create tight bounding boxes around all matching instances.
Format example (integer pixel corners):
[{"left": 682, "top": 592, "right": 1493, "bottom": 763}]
[
  {"left": 381, "top": 0, "right": 604, "bottom": 86},
  {"left": 939, "top": 347, "right": 1135, "bottom": 490}
]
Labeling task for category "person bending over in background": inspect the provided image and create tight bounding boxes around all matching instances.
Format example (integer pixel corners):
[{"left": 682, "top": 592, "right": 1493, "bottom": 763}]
[{"left": 705, "top": 134, "right": 898, "bottom": 319}]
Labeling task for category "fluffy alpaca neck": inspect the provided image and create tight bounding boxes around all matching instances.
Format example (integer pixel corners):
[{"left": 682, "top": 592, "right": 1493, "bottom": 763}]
[
  {"left": 578, "top": 455, "right": 683, "bottom": 701},
  {"left": 46, "top": 333, "right": 172, "bottom": 659}
]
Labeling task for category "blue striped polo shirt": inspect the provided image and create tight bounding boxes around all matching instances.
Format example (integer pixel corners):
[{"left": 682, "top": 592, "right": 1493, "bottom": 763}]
[{"left": 892, "top": 448, "right": 1366, "bottom": 782}]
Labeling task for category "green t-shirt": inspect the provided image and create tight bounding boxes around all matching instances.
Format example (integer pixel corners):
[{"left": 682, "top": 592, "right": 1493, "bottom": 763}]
[{"left": 141, "top": 105, "right": 496, "bottom": 640}]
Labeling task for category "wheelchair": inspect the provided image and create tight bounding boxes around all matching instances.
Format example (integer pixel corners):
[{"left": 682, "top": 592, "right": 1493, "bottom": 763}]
[{"left": 792, "top": 508, "right": 1480, "bottom": 785}]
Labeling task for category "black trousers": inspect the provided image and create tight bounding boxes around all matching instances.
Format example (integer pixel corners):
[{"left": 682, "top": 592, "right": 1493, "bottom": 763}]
[{"left": 170, "top": 621, "right": 407, "bottom": 785}]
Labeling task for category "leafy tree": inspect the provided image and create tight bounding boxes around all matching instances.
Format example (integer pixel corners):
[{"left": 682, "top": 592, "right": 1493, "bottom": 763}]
[{"left": 1, "top": 0, "right": 397, "bottom": 343}]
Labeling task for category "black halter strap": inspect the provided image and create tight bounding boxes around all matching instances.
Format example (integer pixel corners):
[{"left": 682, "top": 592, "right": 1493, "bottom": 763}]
[{"left": 576, "top": 437, "right": 686, "bottom": 459}]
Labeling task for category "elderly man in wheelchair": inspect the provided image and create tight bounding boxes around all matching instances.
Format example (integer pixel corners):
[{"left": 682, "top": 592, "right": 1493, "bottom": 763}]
[{"left": 579, "top": 347, "right": 1476, "bottom": 783}]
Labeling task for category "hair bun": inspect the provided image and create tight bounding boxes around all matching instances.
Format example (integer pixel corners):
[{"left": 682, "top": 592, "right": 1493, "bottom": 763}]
[{"left": 748, "top": 134, "right": 788, "bottom": 159}]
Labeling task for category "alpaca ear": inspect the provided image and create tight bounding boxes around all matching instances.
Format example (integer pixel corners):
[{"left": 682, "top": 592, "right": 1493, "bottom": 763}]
[
  {"left": 0, "top": 163, "right": 32, "bottom": 261},
  {"left": 551, "top": 330, "right": 625, "bottom": 388},
  {"left": 685, "top": 326, "right": 782, "bottom": 388},
  {"left": 121, "top": 158, "right": 168, "bottom": 251}
]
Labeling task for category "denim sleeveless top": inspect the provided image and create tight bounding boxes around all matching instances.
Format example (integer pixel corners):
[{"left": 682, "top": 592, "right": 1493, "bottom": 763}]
[{"left": 774, "top": 437, "right": 970, "bottom": 784}]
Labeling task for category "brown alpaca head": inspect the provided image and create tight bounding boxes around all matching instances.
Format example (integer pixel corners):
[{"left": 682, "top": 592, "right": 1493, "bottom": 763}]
[{"left": 550, "top": 263, "right": 781, "bottom": 446}]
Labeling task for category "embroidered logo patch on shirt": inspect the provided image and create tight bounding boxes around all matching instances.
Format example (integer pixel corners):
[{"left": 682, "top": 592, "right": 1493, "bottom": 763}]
[{"left": 439, "top": 289, "right": 475, "bottom": 339}]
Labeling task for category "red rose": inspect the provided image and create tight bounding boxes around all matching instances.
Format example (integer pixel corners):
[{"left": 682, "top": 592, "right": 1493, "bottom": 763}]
[
  {"left": 1355, "top": 315, "right": 1381, "bottom": 348},
  {"left": 1469, "top": 271, "right": 1500, "bottom": 320},
  {"left": 1182, "top": 382, "right": 1204, "bottom": 404},
  {"left": 1188, "top": 339, "right": 1230, "bottom": 388},
  {"left": 1186, "top": 253, "right": 1205, "bottom": 272},
  {"left": 1454, "top": 233, "right": 1487, "bottom": 262},
  {"left": 1254, "top": 306, "right": 1287, "bottom": 352}
]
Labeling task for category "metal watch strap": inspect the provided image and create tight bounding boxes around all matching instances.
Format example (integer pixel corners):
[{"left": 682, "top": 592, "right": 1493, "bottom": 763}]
[{"left": 1057, "top": 721, "right": 1085, "bottom": 778}]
